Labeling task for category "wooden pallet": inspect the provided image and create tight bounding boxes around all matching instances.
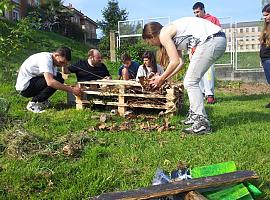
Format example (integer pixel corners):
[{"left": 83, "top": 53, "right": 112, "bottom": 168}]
[{"left": 75, "top": 80, "right": 184, "bottom": 116}]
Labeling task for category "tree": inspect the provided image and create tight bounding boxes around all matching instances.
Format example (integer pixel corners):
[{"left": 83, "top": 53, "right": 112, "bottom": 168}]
[
  {"left": 97, "top": 0, "right": 128, "bottom": 57},
  {"left": 262, "top": 0, "right": 270, "bottom": 8},
  {"left": 0, "top": 0, "right": 14, "bottom": 16}
]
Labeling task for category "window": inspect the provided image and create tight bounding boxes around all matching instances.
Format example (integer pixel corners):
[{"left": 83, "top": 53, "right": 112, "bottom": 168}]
[
  {"left": 13, "top": 10, "right": 20, "bottom": 21},
  {"left": 252, "top": 44, "right": 255, "bottom": 49},
  {"left": 239, "top": 28, "right": 243, "bottom": 33},
  {"left": 252, "top": 27, "right": 255, "bottom": 32}
]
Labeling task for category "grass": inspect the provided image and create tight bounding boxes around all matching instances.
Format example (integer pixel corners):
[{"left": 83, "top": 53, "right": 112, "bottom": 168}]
[{"left": 0, "top": 22, "right": 270, "bottom": 199}]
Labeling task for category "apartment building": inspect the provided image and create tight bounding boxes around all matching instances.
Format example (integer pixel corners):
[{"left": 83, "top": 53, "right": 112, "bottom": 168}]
[
  {"left": 67, "top": 4, "right": 97, "bottom": 39},
  {"left": 2, "top": 1, "right": 97, "bottom": 40},
  {"left": 222, "top": 21, "right": 262, "bottom": 52}
]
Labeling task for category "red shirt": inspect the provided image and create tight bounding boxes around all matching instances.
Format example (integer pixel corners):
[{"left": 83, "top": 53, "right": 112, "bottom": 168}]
[
  {"left": 191, "top": 13, "right": 221, "bottom": 54},
  {"left": 203, "top": 13, "right": 221, "bottom": 27}
]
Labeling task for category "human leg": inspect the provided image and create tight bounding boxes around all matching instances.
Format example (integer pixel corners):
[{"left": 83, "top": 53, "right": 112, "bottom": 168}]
[
  {"left": 21, "top": 73, "right": 64, "bottom": 112},
  {"left": 122, "top": 68, "right": 129, "bottom": 80},
  {"left": 183, "top": 37, "right": 226, "bottom": 133},
  {"left": 31, "top": 72, "right": 64, "bottom": 102},
  {"left": 261, "top": 59, "right": 270, "bottom": 108}
]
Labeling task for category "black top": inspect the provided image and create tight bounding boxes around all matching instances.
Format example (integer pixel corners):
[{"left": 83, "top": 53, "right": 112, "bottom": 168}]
[
  {"left": 260, "top": 43, "right": 270, "bottom": 61},
  {"left": 68, "top": 60, "right": 110, "bottom": 82}
]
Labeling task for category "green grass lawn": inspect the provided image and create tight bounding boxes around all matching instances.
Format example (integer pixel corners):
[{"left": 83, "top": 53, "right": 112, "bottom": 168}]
[{"left": 0, "top": 21, "right": 269, "bottom": 199}]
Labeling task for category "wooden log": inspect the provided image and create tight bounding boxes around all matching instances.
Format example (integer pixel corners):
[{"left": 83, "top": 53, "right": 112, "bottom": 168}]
[
  {"left": 184, "top": 191, "right": 208, "bottom": 200},
  {"left": 91, "top": 170, "right": 258, "bottom": 200}
]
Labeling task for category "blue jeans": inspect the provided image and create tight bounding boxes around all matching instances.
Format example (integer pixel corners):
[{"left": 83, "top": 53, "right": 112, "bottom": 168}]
[
  {"left": 184, "top": 37, "right": 227, "bottom": 117},
  {"left": 261, "top": 59, "right": 270, "bottom": 84}
]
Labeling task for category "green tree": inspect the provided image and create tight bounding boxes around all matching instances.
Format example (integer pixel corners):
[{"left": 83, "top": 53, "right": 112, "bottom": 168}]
[
  {"left": 0, "top": 0, "right": 14, "bottom": 16},
  {"left": 97, "top": 0, "right": 128, "bottom": 57},
  {"left": 262, "top": 0, "right": 270, "bottom": 7}
]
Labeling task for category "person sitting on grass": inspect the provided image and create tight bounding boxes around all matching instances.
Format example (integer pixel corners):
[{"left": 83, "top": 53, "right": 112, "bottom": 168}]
[
  {"left": 67, "top": 49, "right": 111, "bottom": 82},
  {"left": 136, "top": 51, "right": 164, "bottom": 81},
  {"left": 15, "top": 47, "right": 82, "bottom": 113},
  {"left": 118, "top": 53, "right": 140, "bottom": 80}
]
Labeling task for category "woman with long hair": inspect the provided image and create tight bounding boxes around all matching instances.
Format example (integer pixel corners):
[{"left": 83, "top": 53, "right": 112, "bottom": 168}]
[
  {"left": 136, "top": 51, "right": 164, "bottom": 81},
  {"left": 142, "top": 17, "right": 226, "bottom": 134},
  {"left": 260, "top": 4, "right": 270, "bottom": 108}
]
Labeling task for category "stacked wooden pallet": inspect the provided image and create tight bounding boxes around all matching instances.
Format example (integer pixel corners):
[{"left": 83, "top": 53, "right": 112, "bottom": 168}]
[{"left": 75, "top": 80, "right": 184, "bottom": 116}]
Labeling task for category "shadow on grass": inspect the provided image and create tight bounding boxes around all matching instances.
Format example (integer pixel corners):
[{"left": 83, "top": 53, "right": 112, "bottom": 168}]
[
  {"left": 217, "top": 93, "right": 269, "bottom": 103},
  {"left": 52, "top": 103, "right": 74, "bottom": 111},
  {"left": 211, "top": 110, "right": 270, "bottom": 130}
]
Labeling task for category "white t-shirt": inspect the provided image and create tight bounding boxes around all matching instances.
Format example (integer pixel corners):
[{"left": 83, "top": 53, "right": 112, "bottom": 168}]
[
  {"left": 136, "top": 64, "right": 164, "bottom": 81},
  {"left": 170, "top": 17, "right": 222, "bottom": 51},
  {"left": 15, "top": 52, "right": 57, "bottom": 92}
]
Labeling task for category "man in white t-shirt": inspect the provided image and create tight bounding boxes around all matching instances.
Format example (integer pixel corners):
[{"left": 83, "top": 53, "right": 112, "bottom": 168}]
[{"left": 15, "top": 47, "right": 82, "bottom": 113}]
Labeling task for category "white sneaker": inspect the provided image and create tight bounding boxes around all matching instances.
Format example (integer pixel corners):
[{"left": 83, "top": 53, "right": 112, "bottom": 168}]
[{"left": 26, "top": 101, "right": 46, "bottom": 113}]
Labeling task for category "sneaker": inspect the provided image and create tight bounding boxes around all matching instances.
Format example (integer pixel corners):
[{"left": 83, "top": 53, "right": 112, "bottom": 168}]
[
  {"left": 265, "top": 103, "right": 270, "bottom": 108},
  {"left": 183, "top": 115, "right": 211, "bottom": 135},
  {"left": 207, "top": 95, "right": 215, "bottom": 104},
  {"left": 181, "top": 110, "right": 196, "bottom": 125},
  {"left": 26, "top": 101, "right": 45, "bottom": 113}
]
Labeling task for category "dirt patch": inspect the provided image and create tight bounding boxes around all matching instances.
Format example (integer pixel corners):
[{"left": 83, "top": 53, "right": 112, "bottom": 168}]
[{"left": 217, "top": 82, "right": 270, "bottom": 95}]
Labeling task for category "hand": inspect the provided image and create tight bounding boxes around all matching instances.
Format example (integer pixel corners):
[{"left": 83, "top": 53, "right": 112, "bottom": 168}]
[
  {"left": 149, "top": 75, "right": 165, "bottom": 88},
  {"left": 72, "top": 85, "right": 83, "bottom": 96}
]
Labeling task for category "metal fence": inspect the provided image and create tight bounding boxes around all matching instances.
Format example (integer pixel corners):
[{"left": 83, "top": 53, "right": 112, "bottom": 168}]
[{"left": 117, "top": 17, "right": 263, "bottom": 71}]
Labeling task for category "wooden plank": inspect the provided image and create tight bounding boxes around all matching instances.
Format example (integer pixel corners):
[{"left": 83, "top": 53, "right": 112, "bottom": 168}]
[
  {"left": 118, "top": 85, "right": 127, "bottom": 116},
  {"left": 83, "top": 91, "right": 168, "bottom": 99},
  {"left": 91, "top": 170, "right": 258, "bottom": 200},
  {"left": 78, "top": 80, "right": 141, "bottom": 86}
]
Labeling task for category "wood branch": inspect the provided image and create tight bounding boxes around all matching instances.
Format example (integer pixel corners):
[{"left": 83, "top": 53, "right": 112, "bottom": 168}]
[
  {"left": 184, "top": 191, "right": 208, "bottom": 200},
  {"left": 91, "top": 170, "right": 258, "bottom": 200}
]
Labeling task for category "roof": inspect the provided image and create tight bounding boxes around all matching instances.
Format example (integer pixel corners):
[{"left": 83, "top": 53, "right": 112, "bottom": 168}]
[{"left": 64, "top": 5, "right": 98, "bottom": 27}]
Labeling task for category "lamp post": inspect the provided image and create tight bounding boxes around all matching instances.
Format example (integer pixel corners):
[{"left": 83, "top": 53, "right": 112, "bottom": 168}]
[{"left": 82, "top": 24, "right": 86, "bottom": 44}]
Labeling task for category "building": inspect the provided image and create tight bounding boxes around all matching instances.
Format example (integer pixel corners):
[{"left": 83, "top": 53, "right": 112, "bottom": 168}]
[
  {"left": 67, "top": 4, "right": 97, "bottom": 40},
  {"left": 222, "top": 21, "right": 262, "bottom": 52},
  {"left": 2, "top": 1, "right": 98, "bottom": 40}
]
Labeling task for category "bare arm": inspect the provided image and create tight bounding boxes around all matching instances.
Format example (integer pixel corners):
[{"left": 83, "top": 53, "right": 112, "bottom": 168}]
[
  {"left": 166, "top": 50, "right": 185, "bottom": 80},
  {"left": 158, "top": 24, "right": 181, "bottom": 82},
  {"left": 43, "top": 72, "right": 82, "bottom": 96}
]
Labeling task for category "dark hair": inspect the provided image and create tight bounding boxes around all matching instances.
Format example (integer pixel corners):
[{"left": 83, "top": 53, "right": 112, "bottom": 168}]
[
  {"left": 260, "top": 4, "right": 270, "bottom": 47},
  {"left": 142, "top": 22, "right": 163, "bottom": 40},
  {"left": 142, "top": 51, "right": 157, "bottom": 74},
  {"left": 55, "top": 47, "right": 71, "bottom": 61},
  {"left": 121, "top": 53, "right": 131, "bottom": 63},
  {"left": 192, "top": 2, "right": 205, "bottom": 10},
  {"left": 262, "top": 3, "right": 270, "bottom": 13}
]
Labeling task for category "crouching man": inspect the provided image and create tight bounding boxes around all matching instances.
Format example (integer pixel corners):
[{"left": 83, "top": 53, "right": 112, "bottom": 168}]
[{"left": 15, "top": 47, "right": 82, "bottom": 113}]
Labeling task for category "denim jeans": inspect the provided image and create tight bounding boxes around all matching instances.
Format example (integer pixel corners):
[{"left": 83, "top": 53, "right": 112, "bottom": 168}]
[
  {"left": 184, "top": 37, "right": 227, "bottom": 117},
  {"left": 261, "top": 59, "right": 270, "bottom": 84}
]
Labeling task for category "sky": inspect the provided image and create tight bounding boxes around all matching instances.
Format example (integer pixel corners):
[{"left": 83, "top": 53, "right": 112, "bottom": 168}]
[{"left": 63, "top": 0, "right": 263, "bottom": 37}]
